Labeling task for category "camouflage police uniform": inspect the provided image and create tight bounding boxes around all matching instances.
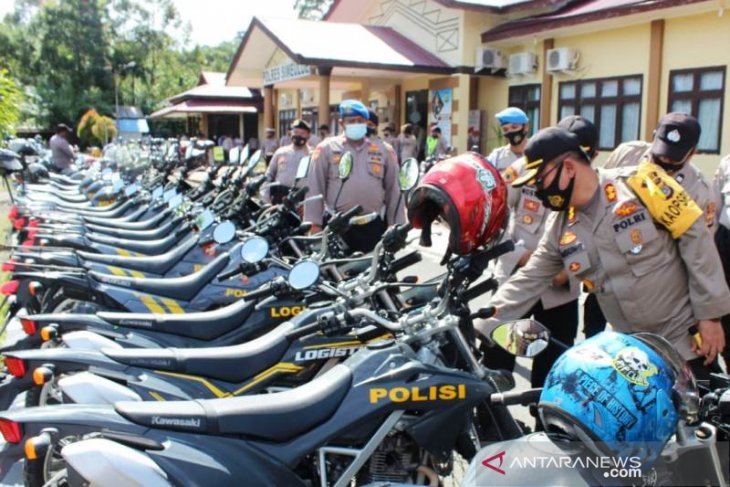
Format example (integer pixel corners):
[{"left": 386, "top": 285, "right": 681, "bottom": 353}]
[
  {"left": 261, "top": 145, "right": 310, "bottom": 204},
  {"left": 304, "top": 135, "right": 405, "bottom": 251},
  {"left": 478, "top": 163, "right": 730, "bottom": 362}
]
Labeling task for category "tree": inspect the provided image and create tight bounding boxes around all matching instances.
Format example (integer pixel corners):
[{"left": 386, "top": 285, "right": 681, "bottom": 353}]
[
  {"left": 294, "top": 0, "right": 334, "bottom": 20},
  {"left": 77, "top": 108, "right": 116, "bottom": 147},
  {"left": 0, "top": 70, "right": 22, "bottom": 138}
]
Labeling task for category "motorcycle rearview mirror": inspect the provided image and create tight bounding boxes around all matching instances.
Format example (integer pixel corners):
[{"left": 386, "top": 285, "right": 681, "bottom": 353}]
[
  {"left": 295, "top": 156, "right": 311, "bottom": 182},
  {"left": 288, "top": 260, "right": 320, "bottom": 290},
  {"left": 163, "top": 188, "right": 177, "bottom": 203},
  {"left": 125, "top": 184, "right": 138, "bottom": 197},
  {"left": 152, "top": 186, "right": 163, "bottom": 199},
  {"left": 399, "top": 158, "right": 420, "bottom": 191},
  {"left": 196, "top": 209, "right": 215, "bottom": 231},
  {"left": 168, "top": 194, "right": 184, "bottom": 209},
  {"left": 229, "top": 147, "right": 240, "bottom": 164},
  {"left": 242, "top": 149, "right": 263, "bottom": 177},
  {"left": 338, "top": 152, "right": 353, "bottom": 181},
  {"left": 213, "top": 221, "right": 236, "bottom": 244},
  {"left": 490, "top": 319, "right": 550, "bottom": 358},
  {"left": 239, "top": 145, "right": 250, "bottom": 166},
  {"left": 240, "top": 236, "right": 269, "bottom": 263}
]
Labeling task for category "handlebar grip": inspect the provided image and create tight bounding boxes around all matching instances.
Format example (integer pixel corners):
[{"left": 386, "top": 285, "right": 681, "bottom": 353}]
[
  {"left": 217, "top": 266, "right": 241, "bottom": 281},
  {"left": 490, "top": 388, "right": 542, "bottom": 406},
  {"left": 244, "top": 285, "right": 276, "bottom": 301},
  {"left": 294, "top": 222, "right": 312, "bottom": 235},
  {"left": 341, "top": 205, "right": 363, "bottom": 221},
  {"left": 285, "top": 322, "right": 322, "bottom": 341},
  {"left": 482, "top": 240, "right": 516, "bottom": 264},
  {"left": 464, "top": 278, "right": 499, "bottom": 301},
  {"left": 288, "top": 186, "right": 309, "bottom": 204},
  {"left": 389, "top": 251, "right": 422, "bottom": 274}
]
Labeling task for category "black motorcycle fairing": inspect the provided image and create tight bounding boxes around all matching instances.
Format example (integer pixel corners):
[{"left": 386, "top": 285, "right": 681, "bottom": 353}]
[
  {"left": 103, "top": 322, "right": 294, "bottom": 382},
  {"left": 114, "top": 365, "right": 353, "bottom": 441},
  {"left": 88, "top": 253, "right": 229, "bottom": 301},
  {"left": 85, "top": 228, "right": 188, "bottom": 255}
]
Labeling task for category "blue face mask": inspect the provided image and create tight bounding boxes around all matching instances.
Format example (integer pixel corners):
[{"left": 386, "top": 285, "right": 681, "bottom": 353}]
[{"left": 345, "top": 123, "right": 367, "bottom": 141}]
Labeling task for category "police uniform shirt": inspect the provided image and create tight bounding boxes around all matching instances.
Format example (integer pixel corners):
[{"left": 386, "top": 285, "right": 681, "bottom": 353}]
[
  {"left": 486, "top": 144, "right": 521, "bottom": 173},
  {"left": 494, "top": 157, "right": 580, "bottom": 310},
  {"left": 478, "top": 164, "right": 730, "bottom": 360},
  {"left": 304, "top": 135, "right": 406, "bottom": 227},
  {"left": 603, "top": 140, "right": 715, "bottom": 232},
  {"left": 262, "top": 138, "right": 279, "bottom": 155},
  {"left": 261, "top": 144, "right": 310, "bottom": 203},
  {"left": 712, "top": 154, "right": 730, "bottom": 229}
]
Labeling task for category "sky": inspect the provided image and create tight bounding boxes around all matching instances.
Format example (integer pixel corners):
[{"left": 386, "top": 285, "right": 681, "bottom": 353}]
[{"left": 0, "top": 0, "right": 301, "bottom": 46}]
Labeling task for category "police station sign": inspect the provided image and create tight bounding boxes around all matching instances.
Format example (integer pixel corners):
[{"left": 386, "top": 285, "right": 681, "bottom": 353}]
[{"left": 264, "top": 62, "right": 313, "bottom": 84}]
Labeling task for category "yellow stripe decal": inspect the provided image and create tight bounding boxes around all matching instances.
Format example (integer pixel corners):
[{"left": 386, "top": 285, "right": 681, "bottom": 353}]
[
  {"left": 128, "top": 270, "right": 146, "bottom": 278},
  {"left": 140, "top": 295, "right": 166, "bottom": 314},
  {"left": 154, "top": 362, "right": 304, "bottom": 398},
  {"left": 148, "top": 391, "right": 166, "bottom": 401},
  {"left": 108, "top": 266, "right": 127, "bottom": 276},
  {"left": 116, "top": 249, "right": 131, "bottom": 256},
  {"left": 302, "top": 340, "right": 363, "bottom": 350},
  {"left": 160, "top": 298, "right": 185, "bottom": 314}
]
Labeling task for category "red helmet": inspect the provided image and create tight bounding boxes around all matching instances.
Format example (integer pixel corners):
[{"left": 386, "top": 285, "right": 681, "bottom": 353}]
[{"left": 407, "top": 153, "right": 508, "bottom": 255}]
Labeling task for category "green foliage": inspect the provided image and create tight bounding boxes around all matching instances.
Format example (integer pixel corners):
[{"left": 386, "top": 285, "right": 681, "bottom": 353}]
[
  {"left": 294, "top": 0, "right": 334, "bottom": 20},
  {"left": 0, "top": 0, "right": 238, "bottom": 133},
  {"left": 77, "top": 108, "right": 117, "bottom": 147},
  {"left": 0, "top": 70, "right": 22, "bottom": 138}
]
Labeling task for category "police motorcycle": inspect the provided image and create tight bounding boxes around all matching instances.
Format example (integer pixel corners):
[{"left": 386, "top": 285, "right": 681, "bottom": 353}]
[
  {"left": 462, "top": 325, "right": 730, "bottom": 487},
  {"left": 0, "top": 237, "right": 521, "bottom": 487},
  {"left": 2, "top": 158, "right": 425, "bottom": 356}
]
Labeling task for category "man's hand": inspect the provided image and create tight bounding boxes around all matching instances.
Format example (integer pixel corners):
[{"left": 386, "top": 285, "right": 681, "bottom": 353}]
[
  {"left": 517, "top": 250, "right": 532, "bottom": 268},
  {"left": 692, "top": 319, "right": 725, "bottom": 366},
  {"left": 551, "top": 270, "right": 569, "bottom": 288},
  {"left": 309, "top": 224, "right": 322, "bottom": 235}
]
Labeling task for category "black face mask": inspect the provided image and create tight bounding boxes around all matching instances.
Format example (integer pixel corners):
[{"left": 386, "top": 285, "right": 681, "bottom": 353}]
[
  {"left": 535, "top": 162, "right": 575, "bottom": 211},
  {"left": 505, "top": 129, "right": 526, "bottom": 146},
  {"left": 292, "top": 135, "right": 307, "bottom": 147},
  {"left": 651, "top": 154, "right": 685, "bottom": 174}
]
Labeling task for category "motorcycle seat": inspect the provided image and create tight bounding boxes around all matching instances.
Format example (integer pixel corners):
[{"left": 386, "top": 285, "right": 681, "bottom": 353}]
[
  {"left": 87, "top": 230, "right": 185, "bottom": 255},
  {"left": 79, "top": 235, "right": 196, "bottom": 275},
  {"left": 88, "top": 252, "right": 229, "bottom": 301},
  {"left": 115, "top": 364, "right": 352, "bottom": 442},
  {"left": 103, "top": 320, "right": 291, "bottom": 381},
  {"left": 83, "top": 217, "right": 180, "bottom": 240},
  {"left": 97, "top": 297, "right": 255, "bottom": 341},
  {"left": 83, "top": 207, "right": 168, "bottom": 229}
]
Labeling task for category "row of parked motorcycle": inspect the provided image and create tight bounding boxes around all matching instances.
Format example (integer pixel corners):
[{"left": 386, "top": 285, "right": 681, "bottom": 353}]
[{"left": 0, "top": 137, "right": 727, "bottom": 486}]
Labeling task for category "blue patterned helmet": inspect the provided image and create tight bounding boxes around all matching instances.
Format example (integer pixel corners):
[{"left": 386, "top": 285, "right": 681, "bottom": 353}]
[{"left": 539, "top": 331, "right": 690, "bottom": 466}]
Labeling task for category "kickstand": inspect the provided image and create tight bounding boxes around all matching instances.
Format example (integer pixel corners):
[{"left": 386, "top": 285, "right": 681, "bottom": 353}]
[{"left": 2, "top": 174, "right": 14, "bottom": 204}]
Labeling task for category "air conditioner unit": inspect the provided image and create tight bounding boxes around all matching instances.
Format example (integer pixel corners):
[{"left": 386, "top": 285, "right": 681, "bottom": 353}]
[
  {"left": 475, "top": 47, "right": 505, "bottom": 72},
  {"left": 508, "top": 52, "right": 537, "bottom": 76},
  {"left": 546, "top": 47, "right": 579, "bottom": 73}
]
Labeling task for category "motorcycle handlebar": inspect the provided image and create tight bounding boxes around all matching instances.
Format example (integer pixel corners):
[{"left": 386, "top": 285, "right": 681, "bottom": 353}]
[
  {"left": 287, "top": 186, "right": 309, "bottom": 205},
  {"left": 389, "top": 251, "right": 422, "bottom": 275},
  {"left": 490, "top": 388, "right": 542, "bottom": 406},
  {"left": 464, "top": 278, "right": 499, "bottom": 302}
]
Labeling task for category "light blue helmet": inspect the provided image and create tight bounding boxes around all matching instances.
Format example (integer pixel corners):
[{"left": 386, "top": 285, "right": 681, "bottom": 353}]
[
  {"left": 339, "top": 100, "right": 369, "bottom": 120},
  {"left": 539, "top": 331, "right": 696, "bottom": 467},
  {"left": 495, "top": 107, "right": 529, "bottom": 125}
]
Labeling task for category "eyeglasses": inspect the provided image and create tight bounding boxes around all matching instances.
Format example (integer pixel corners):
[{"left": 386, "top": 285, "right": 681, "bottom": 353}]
[{"left": 533, "top": 157, "right": 567, "bottom": 188}]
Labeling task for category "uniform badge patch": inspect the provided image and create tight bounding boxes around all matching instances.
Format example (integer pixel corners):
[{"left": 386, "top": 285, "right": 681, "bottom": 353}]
[
  {"left": 524, "top": 199, "right": 540, "bottom": 212},
  {"left": 559, "top": 231, "right": 578, "bottom": 246},
  {"left": 522, "top": 214, "right": 534, "bottom": 225},
  {"left": 614, "top": 202, "right": 639, "bottom": 217},
  {"left": 604, "top": 183, "right": 617, "bottom": 202},
  {"left": 582, "top": 279, "right": 595, "bottom": 291},
  {"left": 706, "top": 202, "right": 717, "bottom": 227},
  {"left": 567, "top": 206, "right": 577, "bottom": 226},
  {"left": 503, "top": 166, "right": 518, "bottom": 183},
  {"left": 569, "top": 262, "right": 581, "bottom": 272},
  {"left": 630, "top": 229, "right": 642, "bottom": 245}
]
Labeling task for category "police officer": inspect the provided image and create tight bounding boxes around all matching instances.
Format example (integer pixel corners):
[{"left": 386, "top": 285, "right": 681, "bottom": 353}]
[
  {"left": 305, "top": 99, "right": 405, "bottom": 253},
  {"left": 262, "top": 128, "right": 279, "bottom": 158},
  {"left": 713, "top": 153, "right": 730, "bottom": 368},
  {"left": 587, "top": 113, "right": 715, "bottom": 338},
  {"left": 486, "top": 107, "right": 530, "bottom": 174},
  {"left": 262, "top": 119, "right": 311, "bottom": 204},
  {"left": 485, "top": 116, "right": 596, "bottom": 388},
  {"left": 476, "top": 127, "right": 730, "bottom": 380},
  {"left": 604, "top": 113, "right": 715, "bottom": 231}
]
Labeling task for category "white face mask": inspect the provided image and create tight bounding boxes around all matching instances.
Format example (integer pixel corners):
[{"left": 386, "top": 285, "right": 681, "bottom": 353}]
[{"left": 344, "top": 123, "right": 367, "bottom": 141}]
